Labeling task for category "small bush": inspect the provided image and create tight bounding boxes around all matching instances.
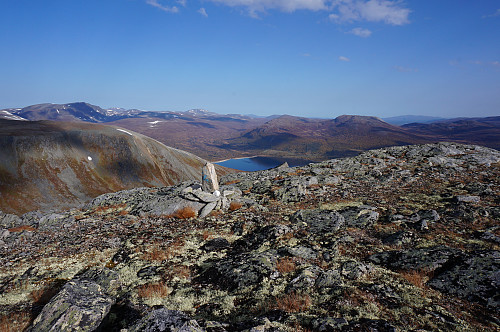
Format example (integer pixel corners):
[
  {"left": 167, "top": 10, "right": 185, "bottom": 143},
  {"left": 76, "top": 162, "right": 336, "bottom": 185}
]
[
  {"left": 0, "top": 312, "right": 30, "bottom": 332},
  {"left": 137, "top": 282, "right": 171, "bottom": 298},
  {"left": 271, "top": 292, "right": 311, "bottom": 313},
  {"left": 276, "top": 257, "right": 297, "bottom": 274},
  {"left": 173, "top": 207, "right": 196, "bottom": 219},
  {"left": 172, "top": 265, "right": 191, "bottom": 279},
  {"left": 142, "top": 245, "right": 168, "bottom": 262},
  {"left": 202, "top": 230, "right": 214, "bottom": 241},
  {"left": 400, "top": 269, "right": 433, "bottom": 288},
  {"left": 229, "top": 201, "right": 243, "bottom": 211}
]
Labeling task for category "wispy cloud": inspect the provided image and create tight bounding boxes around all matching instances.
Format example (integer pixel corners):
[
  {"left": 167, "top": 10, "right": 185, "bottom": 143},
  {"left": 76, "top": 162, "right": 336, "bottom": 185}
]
[
  {"left": 470, "top": 60, "right": 500, "bottom": 69},
  {"left": 207, "top": 0, "right": 411, "bottom": 24},
  {"left": 348, "top": 27, "right": 372, "bottom": 37},
  {"left": 394, "top": 65, "right": 418, "bottom": 72},
  {"left": 146, "top": 0, "right": 179, "bottom": 13},
  {"left": 482, "top": 8, "right": 500, "bottom": 18},
  {"left": 339, "top": 56, "right": 350, "bottom": 62},
  {"left": 198, "top": 7, "right": 208, "bottom": 17}
]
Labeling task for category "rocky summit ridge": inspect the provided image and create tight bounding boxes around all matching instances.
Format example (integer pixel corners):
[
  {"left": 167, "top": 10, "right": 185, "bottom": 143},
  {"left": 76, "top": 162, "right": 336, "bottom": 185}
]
[{"left": 0, "top": 142, "right": 499, "bottom": 331}]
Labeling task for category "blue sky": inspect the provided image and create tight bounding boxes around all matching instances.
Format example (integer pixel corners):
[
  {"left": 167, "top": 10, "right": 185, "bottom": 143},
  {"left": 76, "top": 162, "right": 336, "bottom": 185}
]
[{"left": 0, "top": 1, "right": 499, "bottom": 118}]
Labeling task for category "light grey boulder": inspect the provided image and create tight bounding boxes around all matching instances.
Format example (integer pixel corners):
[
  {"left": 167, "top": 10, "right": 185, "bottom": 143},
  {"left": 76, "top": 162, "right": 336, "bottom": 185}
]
[
  {"left": 202, "top": 162, "right": 219, "bottom": 193},
  {"left": 0, "top": 211, "right": 22, "bottom": 228}
]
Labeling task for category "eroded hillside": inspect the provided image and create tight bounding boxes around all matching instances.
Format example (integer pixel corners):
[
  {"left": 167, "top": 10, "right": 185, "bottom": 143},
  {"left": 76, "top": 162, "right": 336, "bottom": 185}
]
[
  {"left": 0, "top": 143, "right": 499, "bottom": 331},
  {"left": 0, "top": 119, "right": 231, "bottom": 214}
]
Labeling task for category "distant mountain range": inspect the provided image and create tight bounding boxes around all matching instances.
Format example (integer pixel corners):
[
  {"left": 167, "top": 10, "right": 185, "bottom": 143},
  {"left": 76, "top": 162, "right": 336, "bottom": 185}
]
[
  {"left": 382, "top": 115, "right": 447, "bottom": 125},
  {"left": 0, "top": 119, "right": 232, "bottom": 214},
  {"left": 1, "top": 102, "right": 499, "bottom": 161}
]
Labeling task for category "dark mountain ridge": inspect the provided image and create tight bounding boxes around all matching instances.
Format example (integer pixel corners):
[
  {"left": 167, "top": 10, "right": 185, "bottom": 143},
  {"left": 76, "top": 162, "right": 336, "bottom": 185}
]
[{"left": 402, "top": 116, "right": 500, "bottom": 150}]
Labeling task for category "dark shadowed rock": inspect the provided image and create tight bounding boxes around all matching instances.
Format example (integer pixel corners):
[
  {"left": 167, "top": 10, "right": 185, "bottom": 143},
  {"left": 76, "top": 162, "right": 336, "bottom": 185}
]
[
  {"left": 368, "top": 246, "right": 462, "bottom": 272},
  {"left": 202, "top": 238, "right": 231, "bottom": 252},
  {"left": 129, "top": 308, "right": 204, "bottom": 332},
  {"left": 311, "top": 317, "right": 349, "bottom": 331},
  {"left": 428, "top": 250, "right": 500, "bottom": 310},
  {"left": 196, "top": 251, "right": 277, "bottom": 291}
]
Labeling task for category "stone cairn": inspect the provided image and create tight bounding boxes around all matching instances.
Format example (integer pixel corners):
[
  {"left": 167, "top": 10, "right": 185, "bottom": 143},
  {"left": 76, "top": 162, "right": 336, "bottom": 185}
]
[{"left": 179, "top": 163, "right": 239, "bottom": 218}]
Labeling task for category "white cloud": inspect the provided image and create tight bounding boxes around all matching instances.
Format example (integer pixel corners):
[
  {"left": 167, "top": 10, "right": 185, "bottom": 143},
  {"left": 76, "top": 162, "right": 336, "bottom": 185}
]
[
  {"left": 348, "top": 27, "right": 372, "bottom": 37},
  {"left": 177, "top": 0, "right": 187, "bottom": 6},
  {"left": 207, "top": 0, "right": 410, "bottom": 25},
  {"left": 198, "top": 7, "right": 208, "bottom": 17},
  {"left": 339, "top": 56, "right": 350, "bottom": 62},
  {"left": 146, "top": 0, "right": 179, "bottom": 13},
  {"left": 330, "top": 0, "right": 410, "bottom": 25},
  {"left": 483, "top": 8, "right": 500, "bottom": 18}
]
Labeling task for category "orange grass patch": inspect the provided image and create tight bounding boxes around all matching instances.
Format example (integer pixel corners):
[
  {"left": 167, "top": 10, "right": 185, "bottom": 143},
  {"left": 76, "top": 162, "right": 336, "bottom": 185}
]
[
  {"left": 8, "top": 225, "right": 36, "bottom": 232},
  {"left": 137, "top": 282, "right": 171, "bottom": 298},
  {"left": 271, "top": 292, "right": 311, "bottom": 313},
  {"left": 229, "top": 201, "right": 243, "bottom": 211},
  {"left": 276, "top": 257, "right": 297, "bottom": 274},
  {"left": 173, "top": 206, "right": 196, "bottom": 219}
]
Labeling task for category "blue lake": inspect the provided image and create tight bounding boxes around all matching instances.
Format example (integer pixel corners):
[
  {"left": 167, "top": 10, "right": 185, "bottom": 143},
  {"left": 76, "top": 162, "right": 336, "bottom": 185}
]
[{"left": 215, "top": 156, "right": 312, "bottom": 172}]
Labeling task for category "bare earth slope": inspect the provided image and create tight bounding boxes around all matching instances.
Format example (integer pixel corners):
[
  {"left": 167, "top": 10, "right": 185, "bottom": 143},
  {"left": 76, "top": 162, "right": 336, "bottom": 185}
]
[
  {"left": 0, "top": 142, "right": 499, "bottom": 331},
  {"left": 0, "top": 119, "right": 231, "bottom": 214}
]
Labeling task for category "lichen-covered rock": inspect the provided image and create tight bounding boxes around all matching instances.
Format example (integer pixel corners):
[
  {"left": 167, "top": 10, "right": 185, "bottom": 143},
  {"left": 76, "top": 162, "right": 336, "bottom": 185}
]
[
  {"left": 340, "top": 206, "right": 379, "bottom": 228},
  {"left": 382, "top": 231, "right": 415, "bottom": 246},
  {"left": 29, "top": 281, "right": 114, "bottom": 332},
  {"left": 428, "top": 250, "right": 500, "bottom": 310},
  {"left": 311, "top": 317, "right": 349, "bottom": 331},
  {"left": 129, "top": 308, "right": 205, "bottom": 332},
  {"left": 232, "top": 225, "right": 292, "bottom": 253},
  {"left": 368, "top": 246, "right": 462, "bottom": 272},
  {"left": 291, "top": 209, "right": 345, "bottom": 234},
  {"left": 341, "top": 260, "right": 372, "bottom": 280},
  {"left": 196, "top": 251, "right": 277, "bottom": 291},
  {"left": 0, "top": 211, "right": 22, "bottom": 228},
  {"left": 29, "top": 268, "right": 119, "bottom": 332}
]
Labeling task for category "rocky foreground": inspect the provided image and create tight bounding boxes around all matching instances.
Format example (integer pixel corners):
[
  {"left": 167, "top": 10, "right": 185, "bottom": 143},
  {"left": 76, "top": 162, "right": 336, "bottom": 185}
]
[{"left": 0, "top": 142, "right": 499, "bottom": 331}]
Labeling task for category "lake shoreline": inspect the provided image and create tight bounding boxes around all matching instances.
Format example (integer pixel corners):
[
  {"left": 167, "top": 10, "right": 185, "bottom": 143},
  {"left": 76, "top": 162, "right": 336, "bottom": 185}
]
[{"left": 214, "top": 155, "right": 314, "bottom": 172}]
